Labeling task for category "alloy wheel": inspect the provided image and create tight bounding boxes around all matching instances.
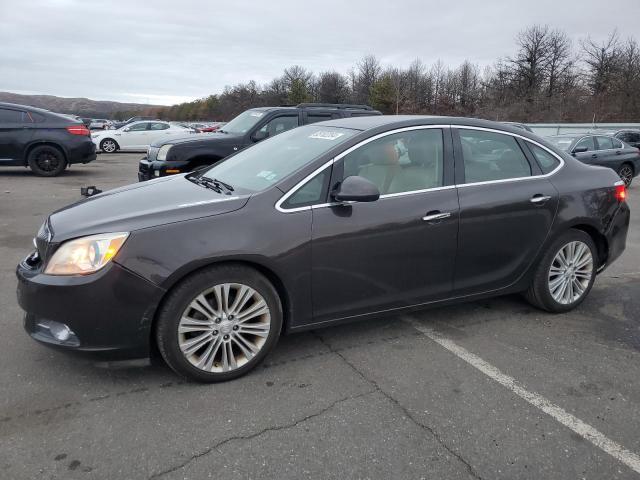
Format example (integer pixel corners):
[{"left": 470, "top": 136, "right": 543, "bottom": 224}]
[
  {"left": 548, "top": 240, "right": 593, "bottom": 305},
  {"left": 619, "top": 165, "right": 633, "bottom": 187},
  {"left": 102, "top": 140, "right": 116, "bottom": 153},
  {"left": 35, "top": 150, "right": 60, "bottom": 172},
  {"left": 178, "top": 283, "right": 271, "bottom": 373}
]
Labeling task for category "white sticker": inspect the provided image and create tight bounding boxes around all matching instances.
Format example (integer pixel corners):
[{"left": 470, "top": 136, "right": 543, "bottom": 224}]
[
  {"left": 257, "top": 170, "right": 278, "bottom": 181},
  {"left": 249, "top": 112, "right": 264, "bottom": 117},
  {"left": 309, "top": 131, "right": 345, "bottom": 141}
]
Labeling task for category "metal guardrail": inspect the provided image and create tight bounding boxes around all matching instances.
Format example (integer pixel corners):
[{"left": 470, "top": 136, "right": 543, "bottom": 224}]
[{"left": 528, "top": 123, "right": 640, "bottom": 137}]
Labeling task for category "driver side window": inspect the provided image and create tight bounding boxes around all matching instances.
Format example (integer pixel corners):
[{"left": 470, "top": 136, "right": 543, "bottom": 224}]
[
  {"left": 127, "top": 122, "right": 148, "bottom": 132},
  {"left": 341, "top": 129, "right": 444, "bottom": 195},
  {"left": 258, "top": 115, "right": 299, "bottom": 139}
]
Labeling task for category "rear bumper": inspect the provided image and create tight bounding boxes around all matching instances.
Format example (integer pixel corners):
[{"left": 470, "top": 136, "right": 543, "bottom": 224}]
[
  {"left": 67, "top": 140, "right": 97, "bottom": 165},
  {"left": 602, "top": 202, "right": 630, "bottom": 270},
  {"left": 16, "top": 257, "right": 165, "bottom": 359}
]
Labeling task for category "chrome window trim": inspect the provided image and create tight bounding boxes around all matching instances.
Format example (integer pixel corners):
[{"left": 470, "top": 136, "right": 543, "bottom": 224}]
[{"left": 275, "top": 124, "right": 566, "bottom": 213}]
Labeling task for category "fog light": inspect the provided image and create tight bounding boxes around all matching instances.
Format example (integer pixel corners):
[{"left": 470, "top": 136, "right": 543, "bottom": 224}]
[{"left": 50, "top": 322, "right": 72, "bottom": 341}]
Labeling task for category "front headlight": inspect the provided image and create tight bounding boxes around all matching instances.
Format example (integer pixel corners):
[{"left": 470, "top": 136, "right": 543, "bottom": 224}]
[
  {"left": 44, "top": 232, "right": 129, "bottom": 275},
  {"left": 157, "top": 144, "right": 172, "bottom": 161}
]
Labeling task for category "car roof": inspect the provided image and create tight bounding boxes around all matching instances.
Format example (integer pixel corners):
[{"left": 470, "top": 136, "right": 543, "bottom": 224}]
[
  {"left": 319, "top": 115, "right": 542, "bottom": 136},
  {"left": 0, "top": 101, "right": 51, "bottom": 114}
]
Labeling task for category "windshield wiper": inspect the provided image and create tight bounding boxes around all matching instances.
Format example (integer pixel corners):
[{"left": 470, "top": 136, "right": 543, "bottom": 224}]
[{"left": 203, "top": 177, "right": 234, "bottom": 192}]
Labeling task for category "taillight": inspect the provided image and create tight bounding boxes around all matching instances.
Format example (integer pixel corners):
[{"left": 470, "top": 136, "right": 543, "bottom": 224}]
[
  {"left": 66, "top": 125, "right": 90, "bottom": 136},
  {"left": 614, "top": 182, "right": 626, "bottom": 202}
]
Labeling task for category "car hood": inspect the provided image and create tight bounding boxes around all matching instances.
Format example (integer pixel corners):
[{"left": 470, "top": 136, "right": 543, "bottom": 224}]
[
  {"left": 47, "top": 175, "right": 249, "bottom": 242},
  {"left": 150, "top": 131, "right": 241, "bottom": 148}
]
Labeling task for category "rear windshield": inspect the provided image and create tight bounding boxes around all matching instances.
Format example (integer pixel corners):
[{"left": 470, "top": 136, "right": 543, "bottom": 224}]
[{"left": 200, "top": 125, "right": 357, "bottom": 193}]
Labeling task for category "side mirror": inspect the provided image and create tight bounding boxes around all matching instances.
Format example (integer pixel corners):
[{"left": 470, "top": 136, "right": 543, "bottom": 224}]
[
  {"left": 572, "top": 146, "right": 588, "bottom": 154},
  {"left": 332, "top": 176, "right": 380, "bottom": 203},
  {"left": 251, "top": 129, "right": 268, "bottom": 142}
]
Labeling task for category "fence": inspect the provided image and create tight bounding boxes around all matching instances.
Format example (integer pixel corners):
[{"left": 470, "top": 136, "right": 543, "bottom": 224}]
[{"left": 528, "top": 123, "right": 640, "bottom": 137}]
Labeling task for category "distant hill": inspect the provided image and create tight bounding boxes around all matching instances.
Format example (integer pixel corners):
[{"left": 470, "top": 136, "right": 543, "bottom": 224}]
[{"left": 0, "top": 92, "right": 160, "bottom": 119}]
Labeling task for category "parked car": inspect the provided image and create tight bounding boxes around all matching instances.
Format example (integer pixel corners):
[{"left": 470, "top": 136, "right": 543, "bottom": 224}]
[
  {"left": 92, "top": 120, "right": 200, "bottom": 153},
  {"left": 547, "top": 133, "right": 640, "bottom": 186},
  {"left": 89, "top": 119, "right": 111, "bottom": 130},
  {"left": 190, "top": 122, "right": 224, "bottom": 133},
  {"left": 111, "top": 116, "right": 158, "bottom": 130},
  {"left": 138, "top": 103, "right": 381, "bottom": 180},
  {"left": 0, "top": 102, "right": 95, "bottom": 176},
  {"left": 591, "top": 129, "right": 640, "bottom": 149},
  {"left": 17, "top": 116, "right": 629, "bottom": 382}
]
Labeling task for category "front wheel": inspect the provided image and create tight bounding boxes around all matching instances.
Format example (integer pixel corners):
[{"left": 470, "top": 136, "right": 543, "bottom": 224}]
[
  {"left": 155, "top": 264, "right": 283, "bottom": 382},
  {"left": 525, "top": 230, "right": 597, "bottom": 313},
  {"left": 618, "top": 163, "right": 634, "bottom": 187},
  {"left": 100, "top": 138, "right": 118, "bottom": 153}
]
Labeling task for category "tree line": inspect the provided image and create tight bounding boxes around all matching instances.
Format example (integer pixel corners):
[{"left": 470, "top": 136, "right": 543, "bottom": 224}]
[{"left": 149, "top": 26, "right": 640, "bottom": 124}]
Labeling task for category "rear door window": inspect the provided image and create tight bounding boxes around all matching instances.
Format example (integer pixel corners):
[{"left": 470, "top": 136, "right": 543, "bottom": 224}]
[
  {"left": 458, "top": 129, "right": 531, "bottom": 183},
  {"left": 305, "top": 113, "right": 335, "bottom": 125}
]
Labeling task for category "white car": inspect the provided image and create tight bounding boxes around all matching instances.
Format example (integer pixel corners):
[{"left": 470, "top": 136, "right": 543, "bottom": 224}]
[{"left": 92, "top": 121, "right": 199, "bottom": 153}]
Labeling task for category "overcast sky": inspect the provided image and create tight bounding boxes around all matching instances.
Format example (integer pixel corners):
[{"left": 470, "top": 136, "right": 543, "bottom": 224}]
[{"left": 1, "top": 0, "right": 638, "bottom": 105}]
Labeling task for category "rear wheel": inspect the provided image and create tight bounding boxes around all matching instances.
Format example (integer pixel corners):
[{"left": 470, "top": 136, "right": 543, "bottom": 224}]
[
  {"left": 27, "top": 145, "right": 67, "bottom": 177},
  {"left": 617, "top": 163, "right": 634, "bottom": 187},
  {"left": 100, "top": 138, "right": 118, "bottom": 153},
  {"left": 525, "top": 229, "right": 597, "bottom": 313},
  {"left": 155, "top": 264, "right": 282, "bottom": 382}
]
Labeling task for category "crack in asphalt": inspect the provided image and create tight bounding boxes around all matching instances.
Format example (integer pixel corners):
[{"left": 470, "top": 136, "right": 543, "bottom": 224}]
[
  {"left": 311, "top": 331, "right": 484, "bottom": 480},
  {"left": 147, "top": 389, "right": 377, "bottom": 479},
  {"left": 0, "top": 331, "right": 421, "bottom": 425}
]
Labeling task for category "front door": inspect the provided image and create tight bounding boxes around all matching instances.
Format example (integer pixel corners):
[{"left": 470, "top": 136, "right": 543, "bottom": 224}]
[
  {"left": 311, "top": 127, "right": 459, "bottom": 323},
  {"left": 452, "top": 127, "right": 559, "bottom": 294},
  {"left": 117, "top": 122, "right": 150, "bottom": 149}
]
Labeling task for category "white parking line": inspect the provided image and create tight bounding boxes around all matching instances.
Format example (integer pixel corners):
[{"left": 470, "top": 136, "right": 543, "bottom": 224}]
[{"left": 403, "top": 316, "right": 640, "bottom": 475}]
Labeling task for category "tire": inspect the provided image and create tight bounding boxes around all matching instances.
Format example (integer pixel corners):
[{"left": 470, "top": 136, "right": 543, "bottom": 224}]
[
  {"left": 27, "top": 145, "right": 67, "bottom": 177},
  {"left": 617, "top": 163, "right": 634, "bottom": 187},
  {"left": 525, "top": 229, "right": 597, "bottom": 313},
  {"left": 100, "top": 138, "right": 119, "bottom": 153},
  {"left": 155, "top": 264, "right": 283, "bottom": 383}
]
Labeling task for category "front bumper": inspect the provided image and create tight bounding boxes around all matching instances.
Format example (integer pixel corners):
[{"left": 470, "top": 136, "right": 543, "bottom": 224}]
[
  {"left": 138, "top": 158, "right": 191, "bottom": 182},
  {"left": 16, "top": 256, "right": 165, "bottom": 359}
]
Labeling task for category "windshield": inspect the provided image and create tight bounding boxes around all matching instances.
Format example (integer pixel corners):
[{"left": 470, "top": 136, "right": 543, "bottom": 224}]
[
  {"left": 547, "top": 136, "right": 577, "bottom": 152},
  {"left": 219, "top": 109, "right": 267, "bottom": 135},
  {"left": 200, "top": 125, "right": 357, "bottom": 192}
]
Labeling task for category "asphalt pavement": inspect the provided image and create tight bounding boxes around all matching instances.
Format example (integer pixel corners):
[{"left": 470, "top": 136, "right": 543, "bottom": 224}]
[{"left": 1, "top": 153, "right": 639, "bottom": 479}]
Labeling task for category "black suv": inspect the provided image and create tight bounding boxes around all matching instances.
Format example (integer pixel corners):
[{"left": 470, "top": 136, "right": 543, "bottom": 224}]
[
  {"left": 138, "top": 103, "right": 381, "bottom": 181},
  {"left": 0, "top": 102, "right": 96, "bottom": 176}
]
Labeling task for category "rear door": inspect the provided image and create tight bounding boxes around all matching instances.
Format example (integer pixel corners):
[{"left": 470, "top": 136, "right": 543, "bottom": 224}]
[
  {"left": 452, "top": 127, "right": 559, "bottom": 295},
  {"left": 0, "top": 108, "right": 34, "bottom": 164},
  {"left": 148, "top": 122, "right": 173, "bottom": 145}
]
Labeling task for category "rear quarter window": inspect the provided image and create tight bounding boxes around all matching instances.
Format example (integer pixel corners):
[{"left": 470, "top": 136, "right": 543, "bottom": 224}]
[{"left": 527, "top": 143, "right": 561, "bottom": 174}]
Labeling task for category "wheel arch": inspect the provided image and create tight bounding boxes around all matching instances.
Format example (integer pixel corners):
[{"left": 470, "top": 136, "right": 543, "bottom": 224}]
[
  {"left": 148, "top": 259, "right": 292, "bottom": 356},
  {"left": 24, "top": 141, "right": 68, "bottom": 166},
  {"left": 561, "top": 223, "right": 608, "bottom": 269}
]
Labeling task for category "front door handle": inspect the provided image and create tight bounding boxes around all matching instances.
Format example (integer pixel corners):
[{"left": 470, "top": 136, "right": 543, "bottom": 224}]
[
  {"left": 530, "top": 194, "right": 552, "bottom": 204},
  {"left": 591, "top": 154, "right": 598, "bottom": 158},
  {"left": 422, "top": 211, "right": 451, "bottom": 222}
]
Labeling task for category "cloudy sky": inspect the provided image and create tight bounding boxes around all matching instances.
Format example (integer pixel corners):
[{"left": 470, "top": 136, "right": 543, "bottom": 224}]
[{"left": 0, "top": 0, "right": 638, "bottom": 105}]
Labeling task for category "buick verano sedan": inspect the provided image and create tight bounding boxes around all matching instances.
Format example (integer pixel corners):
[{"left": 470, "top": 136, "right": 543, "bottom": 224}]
[{"left": 17, "top": 116, "right": 630, "bottom": 382}]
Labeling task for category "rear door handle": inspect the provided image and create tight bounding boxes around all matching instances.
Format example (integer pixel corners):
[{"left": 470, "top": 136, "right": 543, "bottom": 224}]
[
  {"left": 530, "top": 194, "right": 551, "bottom": 204},
  {"left": 422, "top": 211, "right": 451, "bottom": 222},
  {"left": 591, "top": 154, "right": 598, "bottom": 158}
]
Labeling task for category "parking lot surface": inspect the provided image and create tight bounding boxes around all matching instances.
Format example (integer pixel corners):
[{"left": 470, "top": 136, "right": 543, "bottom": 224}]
[{"left": 1, "top": 153, "right": 639, "bottom": 479}]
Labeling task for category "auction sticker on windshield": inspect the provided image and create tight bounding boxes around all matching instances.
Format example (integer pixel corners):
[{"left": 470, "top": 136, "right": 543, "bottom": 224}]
[{"left": 309, "top": 131, "right": 345, "bottom": 140}]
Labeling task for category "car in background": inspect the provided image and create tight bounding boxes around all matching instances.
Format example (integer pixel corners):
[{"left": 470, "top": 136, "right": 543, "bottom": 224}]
[
  {"left": 92, "top": 120, "right": 201, "bottom": 153},
  {"left": 190, "top": 122, "right": 224, "bottom": 133},
  {"left": 89, "top": 119, "right": 111, "bottom": 130},
  {"left": 138, "top": 103, "right": 381, "bottom": 180},
  {"left": 502, "top": 121, "right": 534, "bottom": 132},
  {"left": 547, "top": 133, "right": 640, "bottom": 186},
  {"left": 17, "top": 116, "right": 630, "bottom": 382},
  {"left": 590, "top": 129, "right": 640, "bottom": 150},
  {"left": 111, "top": 116, "right": 158, "bottom": 130},
  {"left": 0, "top": 102, "right": 95, "bottom": 176}
]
